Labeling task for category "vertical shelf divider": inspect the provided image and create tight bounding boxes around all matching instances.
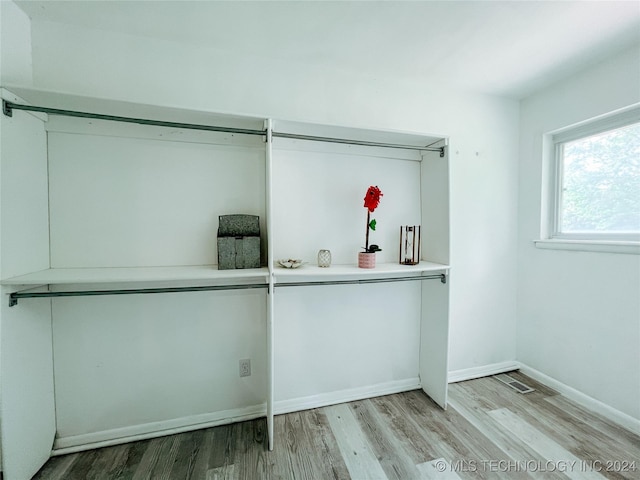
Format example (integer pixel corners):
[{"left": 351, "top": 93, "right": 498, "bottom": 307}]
[{"left": 265, "top": 118, "right": 275, "bottom": 450}]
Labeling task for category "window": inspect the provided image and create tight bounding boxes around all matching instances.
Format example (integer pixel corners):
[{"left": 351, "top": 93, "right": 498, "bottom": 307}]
[{"left": 541, "top": 107, "right": 640, "bottom": 252}]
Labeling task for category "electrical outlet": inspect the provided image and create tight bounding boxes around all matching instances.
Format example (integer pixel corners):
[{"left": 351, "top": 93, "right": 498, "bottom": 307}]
[{"left": 239, "top": 359, "right": 251, "bottom": 377}]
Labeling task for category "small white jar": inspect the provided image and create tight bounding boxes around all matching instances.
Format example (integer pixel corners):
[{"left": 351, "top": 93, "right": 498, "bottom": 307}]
[{"left": 317, "top": 249, "right": 332, "bottom": 268}]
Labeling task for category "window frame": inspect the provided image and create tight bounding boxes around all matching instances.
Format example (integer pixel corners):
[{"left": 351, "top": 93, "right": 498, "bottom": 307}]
[{"left": 538, "top": 105, "right": 640, "bottom": 254}]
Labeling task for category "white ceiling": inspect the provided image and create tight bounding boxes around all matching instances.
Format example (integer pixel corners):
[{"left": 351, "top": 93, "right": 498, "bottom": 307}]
[{"left": 15, "top": 0, "right": 640, "bottom": 99}]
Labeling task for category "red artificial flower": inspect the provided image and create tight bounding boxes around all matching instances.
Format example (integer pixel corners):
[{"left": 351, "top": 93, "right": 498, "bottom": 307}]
[{"left": 363, "top": 186, "right": 383, "bottom": 212}]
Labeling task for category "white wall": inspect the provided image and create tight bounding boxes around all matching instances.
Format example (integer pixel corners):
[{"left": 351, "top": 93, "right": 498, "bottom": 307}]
[
  {"left": 271, "top": 139, "right": 423, "bottom": 264},
  {"left": 52, "top": 290, "right": 267, "bottom": 447},
  {"left": 274, "top": 282, "right": 422, "bottom": 410},
  {"left": 518, "top": 45, "right": 640, "bottom": 420},
  {"left": 26, "top": 19, "right": 520, "bottom": 375},
  {"left": 0, "top": 0, "right": 32, "bottom": 86},
  {"left": 46, "top": 122, "right": 266, "bottom": 268}
]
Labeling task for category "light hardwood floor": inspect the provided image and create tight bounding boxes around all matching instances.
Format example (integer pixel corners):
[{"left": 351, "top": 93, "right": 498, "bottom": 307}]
[{"left": 33, "top": 372, "right": 639, "bottom": 479}]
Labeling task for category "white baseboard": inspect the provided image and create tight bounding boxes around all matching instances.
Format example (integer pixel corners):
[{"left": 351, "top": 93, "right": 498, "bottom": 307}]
[
  {"left": 518, "top": 363, "right": 640, "bottom": 436},
  {"left": 53, "top": 379, "right": 422, "bottom": 455},
  {"left": 52, "top": 404, "right": 267, "bottom": 455},
  {"left": 274, "top": 378, "right": 421, "bottom": 415},
  {"left": 447, "top": 361, "right": 519, "bottom": 383},
  {"left": 51, "top": 363, "right": 639, "bottom": 456}
]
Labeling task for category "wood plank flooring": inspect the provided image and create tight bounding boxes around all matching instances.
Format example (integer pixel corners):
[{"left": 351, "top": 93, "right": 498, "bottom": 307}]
[{"left": 33, "top": 372, "right": 639, "bottom": 480}]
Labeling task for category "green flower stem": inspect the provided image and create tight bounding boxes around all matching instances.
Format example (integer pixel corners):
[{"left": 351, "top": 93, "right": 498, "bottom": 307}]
[{"left": 365, "top": 210, "right": 370, "bottom": 251}]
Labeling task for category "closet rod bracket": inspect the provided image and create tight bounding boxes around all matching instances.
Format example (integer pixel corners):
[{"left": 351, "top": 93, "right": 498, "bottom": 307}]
[
  {"left": 439, "top": 147, "right": 445, "bottom": 158},
  {"left": 3, "top": 100, "right": 13, "bottom": 117}
]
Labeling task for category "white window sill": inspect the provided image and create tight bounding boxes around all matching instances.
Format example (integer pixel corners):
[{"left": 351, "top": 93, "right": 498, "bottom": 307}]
[{"left": 534, "top": 239, "right": 640, "bottom": 255}]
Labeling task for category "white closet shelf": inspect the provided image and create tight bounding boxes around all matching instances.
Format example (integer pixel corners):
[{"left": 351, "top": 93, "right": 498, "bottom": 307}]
[
  {"left": 272, "top": 261, "right": 449, "bottom": 283},
  {"left": 1, "top": 266, "right": 270, "bottom": 287}
]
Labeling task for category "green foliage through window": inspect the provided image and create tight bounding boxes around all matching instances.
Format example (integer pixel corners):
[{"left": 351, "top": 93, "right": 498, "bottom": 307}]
[{"left": 559, "top": 122, "right": 640, "bottom": 234}]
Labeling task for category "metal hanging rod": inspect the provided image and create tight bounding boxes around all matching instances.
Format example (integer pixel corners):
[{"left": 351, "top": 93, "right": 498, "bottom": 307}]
[
  {"left": 2, "top": 100, "right": 266, "bottom": 137},
  {"left": 273, "top": 131, "right": 446, "bottom": 156},
  {"left": 2, "top": 100, "right": 444, "bottom": 155},
  {"left": 275, "top": 273, "right": 446, "bottom": 289},
  {"left": 8, "top": 283, "right": 269, "bottom": 307}
]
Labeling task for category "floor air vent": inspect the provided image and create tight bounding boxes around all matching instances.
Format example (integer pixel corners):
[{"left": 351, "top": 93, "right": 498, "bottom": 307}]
[{"left": 495, "top": 374, "right": 535, "bottom": 394}]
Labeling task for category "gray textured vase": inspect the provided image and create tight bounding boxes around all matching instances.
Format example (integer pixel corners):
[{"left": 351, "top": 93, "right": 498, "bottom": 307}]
[{"left": 217, "top": 214, "right": 261, "bottom": 270}]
